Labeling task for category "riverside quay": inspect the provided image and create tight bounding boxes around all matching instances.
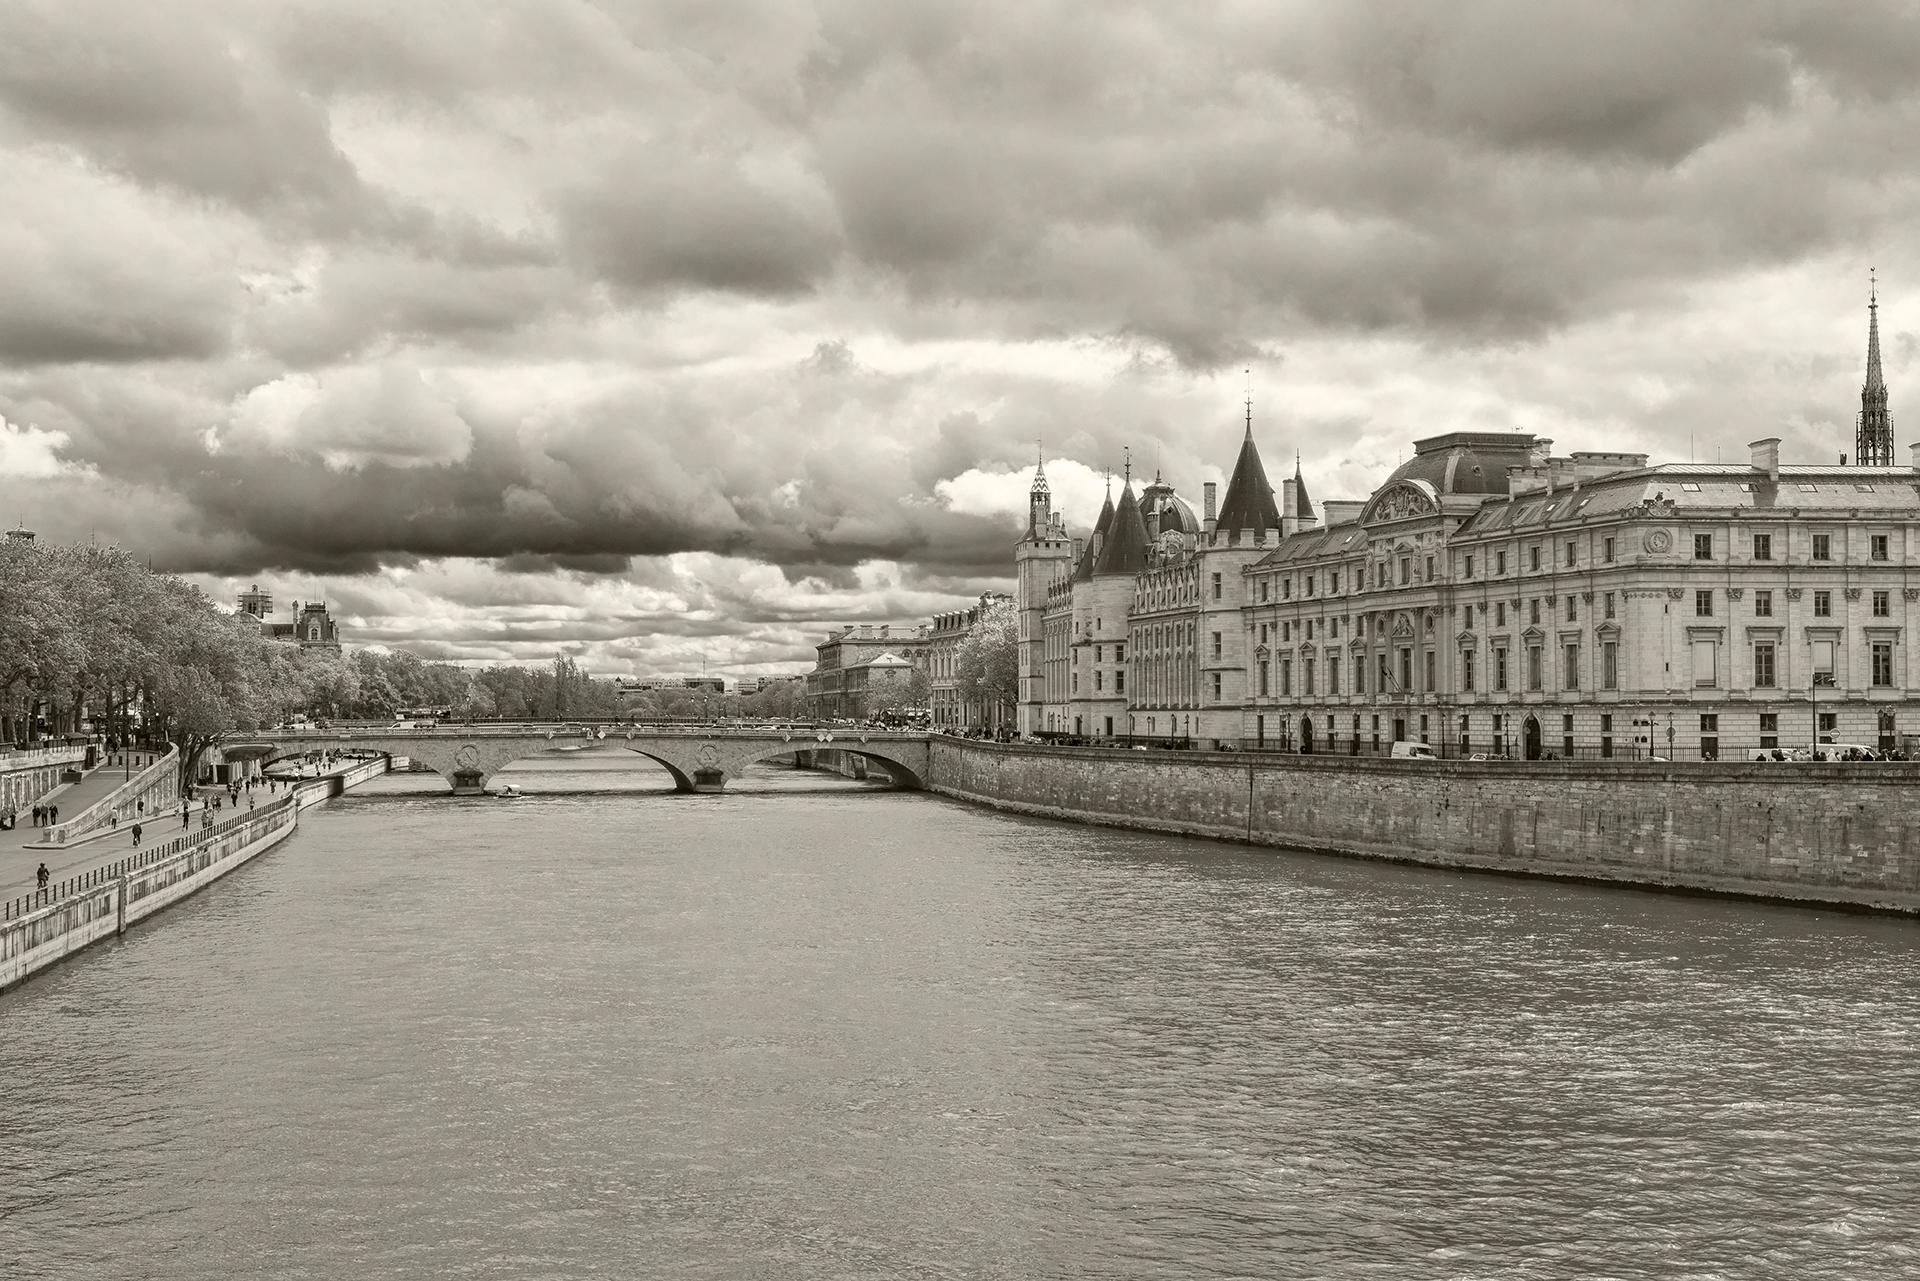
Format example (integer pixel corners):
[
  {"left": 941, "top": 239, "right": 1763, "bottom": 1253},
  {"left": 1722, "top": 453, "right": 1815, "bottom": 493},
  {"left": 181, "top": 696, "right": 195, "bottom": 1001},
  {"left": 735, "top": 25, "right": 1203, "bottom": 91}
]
[{"left": 1017, "top": 292, "right": 1920, "bottom": 763}]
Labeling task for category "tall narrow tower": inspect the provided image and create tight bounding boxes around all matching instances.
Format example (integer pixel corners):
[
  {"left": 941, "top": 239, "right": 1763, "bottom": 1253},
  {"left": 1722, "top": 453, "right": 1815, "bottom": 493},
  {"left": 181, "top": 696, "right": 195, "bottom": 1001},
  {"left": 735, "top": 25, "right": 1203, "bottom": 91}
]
[
  {"left": 1014, "top": 449, "right": 1074, "bottom": 735},
  {"left": 1858, "top": 271, "right": 1893, "bottom": 467},
  {"left": 1027, "top": 445, "right": 1052, "bottom": 535}
]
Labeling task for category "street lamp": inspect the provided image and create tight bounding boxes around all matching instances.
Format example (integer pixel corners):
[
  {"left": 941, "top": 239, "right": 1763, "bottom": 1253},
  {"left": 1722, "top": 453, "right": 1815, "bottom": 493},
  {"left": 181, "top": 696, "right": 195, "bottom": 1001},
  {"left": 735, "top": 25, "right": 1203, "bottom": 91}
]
[{"left": 1813, "top": 669, "right": 1835, "bottom": 754}]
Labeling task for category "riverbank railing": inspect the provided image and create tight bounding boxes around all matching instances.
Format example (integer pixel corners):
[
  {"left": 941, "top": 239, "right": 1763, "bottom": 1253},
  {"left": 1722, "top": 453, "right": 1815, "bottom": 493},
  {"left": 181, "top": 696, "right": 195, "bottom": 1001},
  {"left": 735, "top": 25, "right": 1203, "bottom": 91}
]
[
  {"left": 6, "top": 789, "right": 294, "bottom": 922},
  {"left": 43, "top": 745, "right": 179, "bottom": 846}
]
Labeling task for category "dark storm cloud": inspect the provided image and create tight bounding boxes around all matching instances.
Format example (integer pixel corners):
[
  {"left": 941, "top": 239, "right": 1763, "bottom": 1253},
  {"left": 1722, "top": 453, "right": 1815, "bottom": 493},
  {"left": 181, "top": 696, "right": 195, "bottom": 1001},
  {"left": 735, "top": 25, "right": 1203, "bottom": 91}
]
[
  {"left": 0, "top": 2, "right": 372, "bottom": 233},
  {"left": 556, "top": 144, "right": 840, "bottom": 300},
  {"left": 4, "top": 0, "right": 1918, "bottom": 675}
]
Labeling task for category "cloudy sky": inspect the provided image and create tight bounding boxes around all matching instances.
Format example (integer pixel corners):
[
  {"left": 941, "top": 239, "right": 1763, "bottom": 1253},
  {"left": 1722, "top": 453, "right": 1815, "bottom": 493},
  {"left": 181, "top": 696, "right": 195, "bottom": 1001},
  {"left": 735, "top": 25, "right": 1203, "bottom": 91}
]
[{"left": 2, "top": 1, "right": 1917, "bottom": 678}]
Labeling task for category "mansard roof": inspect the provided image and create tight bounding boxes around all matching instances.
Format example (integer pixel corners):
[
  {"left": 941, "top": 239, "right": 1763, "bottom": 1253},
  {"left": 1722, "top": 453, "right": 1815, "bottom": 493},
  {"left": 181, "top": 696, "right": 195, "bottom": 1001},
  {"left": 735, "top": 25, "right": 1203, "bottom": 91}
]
[
  {"left": 1250, "top": 520, "right": 1370, "bottom": 568},
  {"left": 1094, "top": 479, "right": 1152, "bottom": 576},
  {"left": 1215, "top": 427, "right": 1282, "bottom": 534},
  {"left": 1382, "top": 431, "right": 1539, "bottom": 497},
  {"left": 1454, "top": 463, "right": 1920, "bottom": 536}
]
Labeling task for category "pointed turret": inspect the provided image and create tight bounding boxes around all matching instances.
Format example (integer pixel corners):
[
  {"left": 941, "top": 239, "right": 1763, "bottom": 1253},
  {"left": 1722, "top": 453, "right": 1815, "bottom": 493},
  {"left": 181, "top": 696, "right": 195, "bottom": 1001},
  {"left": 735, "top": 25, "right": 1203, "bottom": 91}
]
[
  {"left": 1858, "top": 270, "right": 1893, "bottom": 466},
  {"left": 1214, "top": 420, "right": 1282, "bottom": 537},
  {"left": 1027, "top": 447, "right": 1052, "bottom": 536},
  {"left": 1292, "top": 453, "right": 1315, "bottom": 522},
  {"left": 1095, "top": 464, "right": 1150, "bottom": 576},
  {"left": 1073, "top": 480, "right": 1115, "bottom": 581}
]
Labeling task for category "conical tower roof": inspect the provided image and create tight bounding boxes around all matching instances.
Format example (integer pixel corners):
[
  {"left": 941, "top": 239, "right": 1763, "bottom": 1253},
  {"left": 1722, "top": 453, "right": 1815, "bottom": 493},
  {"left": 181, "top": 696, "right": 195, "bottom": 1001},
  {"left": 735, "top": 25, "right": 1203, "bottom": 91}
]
[
  {"left": 1094, "top": 479, "right": 1150, "bottom": 576},
  {"left": 1292, "top": 454, "right": 1315, "bottom": 522},
  {"left": 1215, "top": 424, "right": 1281, "bottom": 534},
  {"left": 1073, "top": 484, "right": 1115, "bottom": 581},
  {"left": 1858, "top": 270, "right": 1893, "bottom": 466}
]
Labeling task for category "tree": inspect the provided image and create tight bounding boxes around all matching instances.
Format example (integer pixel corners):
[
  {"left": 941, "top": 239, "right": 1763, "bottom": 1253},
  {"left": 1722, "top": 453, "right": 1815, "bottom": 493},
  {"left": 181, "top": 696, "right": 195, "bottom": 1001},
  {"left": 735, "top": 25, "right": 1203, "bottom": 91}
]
[
  {"left": 864, "top": 666, "right": 930, "bottom": 718},
  {"left": 954, "top": 599, "right": 1019, "bottom": 729}
]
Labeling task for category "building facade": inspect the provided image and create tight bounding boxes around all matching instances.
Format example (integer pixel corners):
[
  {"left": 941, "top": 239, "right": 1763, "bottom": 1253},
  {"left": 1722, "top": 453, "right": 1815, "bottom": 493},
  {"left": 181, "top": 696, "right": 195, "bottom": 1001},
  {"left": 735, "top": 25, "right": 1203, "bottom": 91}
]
[
  {"left": 1015, "top": 294, "right": 1920, "bottom": 759},
  {"left": 928, "top": 591, "right": 1013, "bottom": 729},
  {"left": 238, "top": 586, "right": 342, "bottom": 649},
  {"left": 806, "top": 623, "right": 930, "bottom": 719}
]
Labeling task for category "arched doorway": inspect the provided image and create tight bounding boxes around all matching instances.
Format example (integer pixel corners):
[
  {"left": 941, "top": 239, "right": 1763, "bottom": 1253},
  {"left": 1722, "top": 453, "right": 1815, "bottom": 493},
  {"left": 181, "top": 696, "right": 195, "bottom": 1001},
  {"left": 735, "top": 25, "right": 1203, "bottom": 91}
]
[
  {"left": 1299, "top": 715, "right": 1315, "bottom": 754},
  {"left": 1523, "top": 715, "right": 1542, "bottom": 761}
]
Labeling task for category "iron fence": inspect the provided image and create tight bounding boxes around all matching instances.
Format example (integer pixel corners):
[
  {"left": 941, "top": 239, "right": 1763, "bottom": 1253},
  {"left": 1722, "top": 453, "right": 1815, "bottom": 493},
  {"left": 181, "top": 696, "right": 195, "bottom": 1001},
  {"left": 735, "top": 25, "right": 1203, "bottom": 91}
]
[{"left": 5, "top": 793, "right": 295, "bottom": 922}]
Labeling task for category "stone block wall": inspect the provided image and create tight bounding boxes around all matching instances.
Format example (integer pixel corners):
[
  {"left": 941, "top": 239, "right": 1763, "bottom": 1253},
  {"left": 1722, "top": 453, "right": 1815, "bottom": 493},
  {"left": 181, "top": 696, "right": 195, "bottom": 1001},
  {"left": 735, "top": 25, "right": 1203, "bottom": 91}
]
[{"left": 927, "top": 741, "right": 1920, "bottom": 914}]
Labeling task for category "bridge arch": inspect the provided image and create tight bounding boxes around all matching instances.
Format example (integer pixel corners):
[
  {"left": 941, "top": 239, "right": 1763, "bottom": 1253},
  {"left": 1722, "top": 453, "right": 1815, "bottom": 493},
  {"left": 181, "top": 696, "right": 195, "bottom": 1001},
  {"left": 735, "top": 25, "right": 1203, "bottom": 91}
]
[
  {"left": 232, "top": 728, "right": 929, "bottom": 796},
  {"left": 729, "top": 742, "right": 924, "bottom": 790}
]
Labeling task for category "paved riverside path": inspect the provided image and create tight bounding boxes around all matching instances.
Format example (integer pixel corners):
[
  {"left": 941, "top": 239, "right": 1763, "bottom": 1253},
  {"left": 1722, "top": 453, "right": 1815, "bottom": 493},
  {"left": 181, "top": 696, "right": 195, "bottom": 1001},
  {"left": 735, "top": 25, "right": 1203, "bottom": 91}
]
[
  {"left": 0, "top": 760, "right": 144, "bottom": 894},
  {"left": 0, "top": 770, "right": 310, "bottom": 902}
]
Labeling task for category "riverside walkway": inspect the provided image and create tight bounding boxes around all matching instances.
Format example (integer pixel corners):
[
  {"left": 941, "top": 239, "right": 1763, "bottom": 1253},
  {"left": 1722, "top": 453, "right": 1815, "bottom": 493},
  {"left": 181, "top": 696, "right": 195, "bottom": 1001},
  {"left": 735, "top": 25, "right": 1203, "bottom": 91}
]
[
  {"left": 0, "top": 756, "right": 156, "bottom": 893},
  {"left": 0, "top": 758, "right": 337, "bottom": 905}
]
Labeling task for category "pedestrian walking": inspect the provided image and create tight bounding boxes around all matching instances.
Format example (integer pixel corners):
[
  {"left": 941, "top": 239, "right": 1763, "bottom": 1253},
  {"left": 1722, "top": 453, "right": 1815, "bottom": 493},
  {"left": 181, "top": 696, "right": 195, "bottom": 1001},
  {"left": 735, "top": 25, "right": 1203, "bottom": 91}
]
[
  {"left": 32, "top": 804, "right": 42, "bottom": 825},
  {"left": 132, "top": 822, "right": 143, "bottom": 847},
  {"left": 49, "top": 804, "right": 57, "bottom": 825},
  {"left": 181, "top": 802, "right": 190, "bottom": 829},
  {"left": 137, "top": 799, "right": 145, "bottom": 816},
  {"left": 36, "top": 863, "right": 49, "bottom": 892}
]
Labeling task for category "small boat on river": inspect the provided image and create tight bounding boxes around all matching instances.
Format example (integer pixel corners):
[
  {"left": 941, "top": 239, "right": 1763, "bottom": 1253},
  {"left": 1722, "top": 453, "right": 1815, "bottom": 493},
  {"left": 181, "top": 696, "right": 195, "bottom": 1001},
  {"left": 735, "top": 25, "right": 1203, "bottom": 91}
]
[{"left": 496, "top": 785, "right": 525, "bottom": 799}]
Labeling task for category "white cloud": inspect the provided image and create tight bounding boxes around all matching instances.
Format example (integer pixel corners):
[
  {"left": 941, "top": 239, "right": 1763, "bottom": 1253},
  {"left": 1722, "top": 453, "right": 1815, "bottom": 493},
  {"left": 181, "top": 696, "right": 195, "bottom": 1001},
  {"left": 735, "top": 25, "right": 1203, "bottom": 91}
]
[{"left": 0, "top": 415, "right": 92, "bottom": 479}]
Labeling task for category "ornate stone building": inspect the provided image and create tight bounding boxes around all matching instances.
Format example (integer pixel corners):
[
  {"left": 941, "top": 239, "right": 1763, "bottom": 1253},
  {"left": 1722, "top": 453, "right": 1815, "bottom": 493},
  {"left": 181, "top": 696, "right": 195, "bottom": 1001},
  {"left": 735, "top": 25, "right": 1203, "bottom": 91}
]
[
  {"left": 1016, "top": 293, "right": 1920, "bottom": 759},
  {"left": 238, "top": 586, "right": 342, "bottom": 650},
  {"left": 806, "top": 623, "right": 929, "bottom": 719},
  {"left": 928, "top": 591, "right": 1012, "bottom": 729}
]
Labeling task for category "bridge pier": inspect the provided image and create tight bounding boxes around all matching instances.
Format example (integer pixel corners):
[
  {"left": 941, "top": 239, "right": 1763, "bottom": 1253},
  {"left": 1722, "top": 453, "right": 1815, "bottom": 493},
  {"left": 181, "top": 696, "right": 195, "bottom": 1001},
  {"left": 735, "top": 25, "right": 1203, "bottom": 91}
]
[{"left": 234, "top": 727, "right": 930, "bottom": 799}]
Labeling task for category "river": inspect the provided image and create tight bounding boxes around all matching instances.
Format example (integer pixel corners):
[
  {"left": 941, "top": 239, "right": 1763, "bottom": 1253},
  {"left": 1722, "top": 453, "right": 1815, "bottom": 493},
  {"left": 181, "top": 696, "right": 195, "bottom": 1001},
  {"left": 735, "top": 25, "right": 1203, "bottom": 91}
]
[{"left": 2, "top": 751, "right": 1915, "bottom": 1279}]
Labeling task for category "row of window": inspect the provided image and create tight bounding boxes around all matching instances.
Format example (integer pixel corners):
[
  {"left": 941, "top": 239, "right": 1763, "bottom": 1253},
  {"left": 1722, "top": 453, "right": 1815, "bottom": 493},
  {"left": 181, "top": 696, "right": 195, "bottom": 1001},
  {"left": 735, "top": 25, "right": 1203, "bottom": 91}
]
[
  {"left": 1693, "top": 587, "right": 1898, "bottom": 618},
  {"left": 1693, "top": 532, "right": 1891, "bottom": 562},
  {"left": 1252, "top": 635, "right": 1897, "bottom": 700},
  {"left": 1253, "top": 530, "right": 1905, "bottom": 603}
]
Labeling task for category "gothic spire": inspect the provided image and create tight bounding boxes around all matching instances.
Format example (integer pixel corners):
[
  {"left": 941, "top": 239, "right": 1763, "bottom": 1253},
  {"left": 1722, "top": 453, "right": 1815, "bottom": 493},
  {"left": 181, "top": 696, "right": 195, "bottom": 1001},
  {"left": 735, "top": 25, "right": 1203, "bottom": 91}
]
[
  {"left": 1858, "top": 268, "right": 1893, "bottom": 467},
  {"left": 1215, "top": 410, "right": 1282, "bottom": 536}
]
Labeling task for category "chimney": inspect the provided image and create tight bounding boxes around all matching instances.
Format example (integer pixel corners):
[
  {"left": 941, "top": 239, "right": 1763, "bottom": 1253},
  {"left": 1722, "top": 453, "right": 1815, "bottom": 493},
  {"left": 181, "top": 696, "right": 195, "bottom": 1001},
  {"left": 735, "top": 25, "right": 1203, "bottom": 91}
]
[
  {"left": 1750, "top": 437, "right": 1781, "bottom": 483},
  {"left": 1144, "top": 502, "right": 1161, "bottom": 540},
  {"left": 1321, "top": 500, "right": 1364, "bottom": 526},
  {"left": 1910, "top": 442, "right": 1920, "bottom": 470},
  {"left": 1203, "top": 482, "right": 1218, "bottom": 536}
]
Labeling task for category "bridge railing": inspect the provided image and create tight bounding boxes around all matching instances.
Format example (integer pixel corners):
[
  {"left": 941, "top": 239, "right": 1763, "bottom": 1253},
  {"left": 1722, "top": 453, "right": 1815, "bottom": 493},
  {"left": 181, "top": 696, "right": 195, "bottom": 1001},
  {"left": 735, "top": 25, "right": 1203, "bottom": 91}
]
[{"left": 243, "top": 721, "right": 926, "bottom": 740}]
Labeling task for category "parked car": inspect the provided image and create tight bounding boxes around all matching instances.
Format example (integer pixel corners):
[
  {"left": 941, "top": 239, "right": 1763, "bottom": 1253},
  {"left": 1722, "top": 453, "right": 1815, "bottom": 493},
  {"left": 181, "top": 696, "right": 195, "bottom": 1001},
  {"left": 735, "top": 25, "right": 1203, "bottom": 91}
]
[{"left": 1389, "top": 740, "right": 1437, "bottom": 760}]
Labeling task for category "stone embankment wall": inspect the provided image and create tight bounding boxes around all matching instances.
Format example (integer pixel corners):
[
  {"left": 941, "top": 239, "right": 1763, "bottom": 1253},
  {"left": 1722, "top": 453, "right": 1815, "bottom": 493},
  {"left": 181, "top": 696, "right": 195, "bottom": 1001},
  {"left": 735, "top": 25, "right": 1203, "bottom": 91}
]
[
  {"left": 0, "top": 757, "right": 390, "bottom": 993},
  {"left": 926, "top": 741, "right": 1920, "bottom": 915},
  {"left": 47, "top": 746, "right": 180, "bottom": 846},
  {"left": 0, "top": 744, "right": 88, "bottom": 815}
]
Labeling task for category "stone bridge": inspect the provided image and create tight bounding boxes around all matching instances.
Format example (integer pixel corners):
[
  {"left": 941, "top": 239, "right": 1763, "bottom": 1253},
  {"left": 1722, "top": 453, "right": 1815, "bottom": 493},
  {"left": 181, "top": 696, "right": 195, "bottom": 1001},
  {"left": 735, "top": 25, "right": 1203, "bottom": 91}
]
[{"left": 231, "top": 725, "right": 931, "bottom": 795}]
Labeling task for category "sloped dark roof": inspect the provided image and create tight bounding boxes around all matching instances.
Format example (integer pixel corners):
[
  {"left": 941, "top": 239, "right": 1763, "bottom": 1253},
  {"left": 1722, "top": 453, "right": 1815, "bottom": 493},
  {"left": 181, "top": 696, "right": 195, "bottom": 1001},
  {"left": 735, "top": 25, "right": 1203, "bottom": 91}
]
[
  {"left": 1141, "top": 476, "right": 1201, "bottom": 536},
  {"left": 1292, "top": 463, "right": 1315, "bottom": 522},
  {"left": 1383, "top": 431, "right": 1537, "bottom": 497},
  {"left": 1215, "top": 428, "right": 1281, "bottom": 534},
  {"left": 1073, "top": 488, "right": 1115, "bottom": 581},
  {"left": 1095, "top": 480, "right": 1151, "bottom": 575}
]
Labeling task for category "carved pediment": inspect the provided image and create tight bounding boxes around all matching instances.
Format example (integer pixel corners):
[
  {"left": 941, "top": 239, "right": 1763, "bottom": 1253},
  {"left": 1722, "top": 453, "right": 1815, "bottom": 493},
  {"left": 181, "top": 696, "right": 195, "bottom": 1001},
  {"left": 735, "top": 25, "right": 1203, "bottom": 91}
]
[
  {"left": 1593, "top": 620, "right": 1621, "bottom": 640},
  {"left": 1298, "top": 640, "right": 1317, "bottom": 655},
  {"left": 1254, "top": 644, "right": 1270, "bottom": 660},
  {"left": 1390, "top": 614, "right": 1416, "bottom": 638},
  {"left": 1363, "top": 479, "right": 1440, "bottom": 525},
  {"left": 1455, "top": 630, "right": 1477, "bottom": 646},
  {"left": 1520, "top": 625, "right": 1546, "bottom": 644},
  {"left": 1348, "top": 634, "right": 1368, "bottom": 651}
]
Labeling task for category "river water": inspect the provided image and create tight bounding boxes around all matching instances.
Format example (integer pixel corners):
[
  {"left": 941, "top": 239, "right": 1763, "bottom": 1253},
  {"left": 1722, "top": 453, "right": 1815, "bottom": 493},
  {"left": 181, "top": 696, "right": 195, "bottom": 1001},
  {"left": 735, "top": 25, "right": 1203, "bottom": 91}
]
[{"left": 2, "top": 752, "right": 1916, "bottom": 1279}]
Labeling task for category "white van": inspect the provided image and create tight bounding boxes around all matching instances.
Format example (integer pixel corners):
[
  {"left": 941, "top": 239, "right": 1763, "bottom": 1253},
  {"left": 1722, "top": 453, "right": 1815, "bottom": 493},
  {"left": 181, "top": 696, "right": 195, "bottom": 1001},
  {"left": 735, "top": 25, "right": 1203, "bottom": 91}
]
[{"left": 1389, "top": 740, "right": 1437, "bottom": 760}]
